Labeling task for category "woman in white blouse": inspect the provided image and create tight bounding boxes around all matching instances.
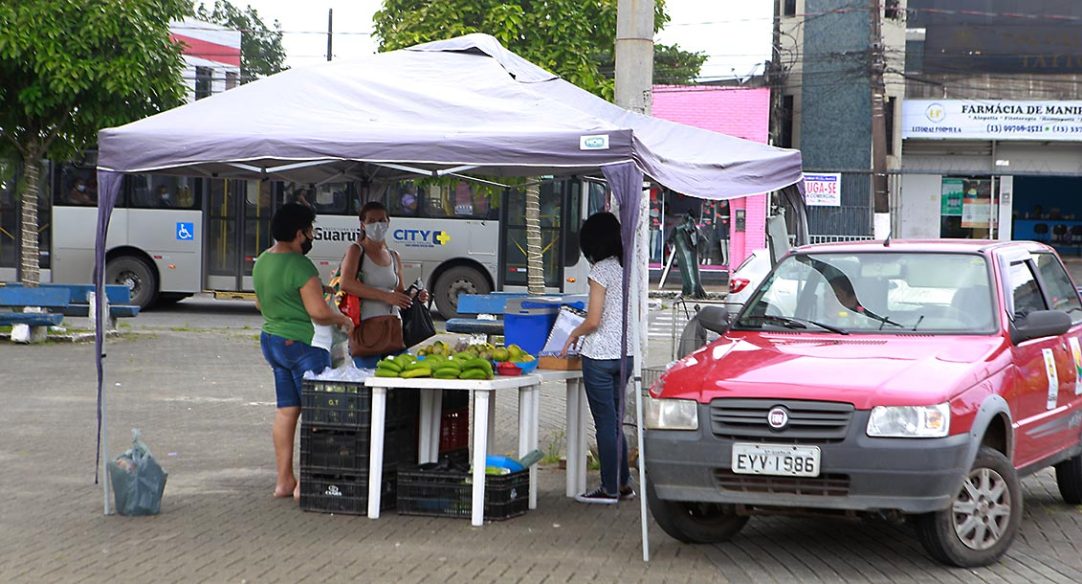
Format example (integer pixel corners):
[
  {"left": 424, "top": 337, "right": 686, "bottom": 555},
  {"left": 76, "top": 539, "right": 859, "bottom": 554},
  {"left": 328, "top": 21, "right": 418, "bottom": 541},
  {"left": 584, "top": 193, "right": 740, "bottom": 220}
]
[{"left": 562, "top": 212, "right": 635, "bottom": 504}]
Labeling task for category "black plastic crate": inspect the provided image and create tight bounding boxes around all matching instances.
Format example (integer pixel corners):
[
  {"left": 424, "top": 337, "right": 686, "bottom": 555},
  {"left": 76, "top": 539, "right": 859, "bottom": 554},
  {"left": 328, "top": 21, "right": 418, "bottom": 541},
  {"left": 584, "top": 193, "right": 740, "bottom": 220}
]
[
  {"left": 300, "top": 423, "right": 417, "bottom": 474},
  {"left": 302, "top": 380, "right": 419, "bottom": 428},
  {"left": 442, "top": 389, "right": 469, "bottom": 410},
  {"left": 396, "top": 466, "right": 530, "bottom": 521},
  {"left": 299, "top": 470, "right": 396, "bottom": 515}
]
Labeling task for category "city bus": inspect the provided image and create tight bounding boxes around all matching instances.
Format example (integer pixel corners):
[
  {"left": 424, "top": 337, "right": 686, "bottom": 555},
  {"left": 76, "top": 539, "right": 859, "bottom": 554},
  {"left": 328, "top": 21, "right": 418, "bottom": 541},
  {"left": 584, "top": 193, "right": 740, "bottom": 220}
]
[{"left": 28, "top": 158, "right": 605, "bottom": 317}]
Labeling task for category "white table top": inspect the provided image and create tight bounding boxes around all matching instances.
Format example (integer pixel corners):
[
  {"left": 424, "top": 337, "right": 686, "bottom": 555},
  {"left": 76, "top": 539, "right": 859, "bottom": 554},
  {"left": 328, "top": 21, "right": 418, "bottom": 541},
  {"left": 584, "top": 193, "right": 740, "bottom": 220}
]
[
  {"left": 534, "top": 370, "right": 584, "bottom": 382},
  {"left": 364, "top": 374, "right": 540, "bottom": 390}
]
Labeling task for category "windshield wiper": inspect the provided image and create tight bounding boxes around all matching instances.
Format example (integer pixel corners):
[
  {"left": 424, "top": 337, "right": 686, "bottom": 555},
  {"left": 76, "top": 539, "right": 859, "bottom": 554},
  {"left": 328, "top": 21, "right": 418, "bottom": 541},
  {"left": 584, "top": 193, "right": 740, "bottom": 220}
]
[{"left": 752, "top": 314, "right": 850, "bottom": 335}]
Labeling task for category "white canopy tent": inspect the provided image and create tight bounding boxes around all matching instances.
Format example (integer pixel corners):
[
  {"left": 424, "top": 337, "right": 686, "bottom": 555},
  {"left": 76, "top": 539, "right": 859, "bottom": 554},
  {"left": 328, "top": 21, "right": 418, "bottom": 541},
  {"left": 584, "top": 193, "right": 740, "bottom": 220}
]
[{"left": 92, "top": 34, "right": 804, "bottom": 560}]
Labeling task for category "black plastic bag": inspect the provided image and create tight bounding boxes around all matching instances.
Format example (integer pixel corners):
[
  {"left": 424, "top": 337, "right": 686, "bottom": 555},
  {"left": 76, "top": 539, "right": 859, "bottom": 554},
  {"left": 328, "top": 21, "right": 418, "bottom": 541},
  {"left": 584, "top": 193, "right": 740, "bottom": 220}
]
[
  {"left": 108, "top": 429, "right": 168, "bottom": 516},
  {"left": 402, "top": 289, "right": 436, "bottom": 348}
]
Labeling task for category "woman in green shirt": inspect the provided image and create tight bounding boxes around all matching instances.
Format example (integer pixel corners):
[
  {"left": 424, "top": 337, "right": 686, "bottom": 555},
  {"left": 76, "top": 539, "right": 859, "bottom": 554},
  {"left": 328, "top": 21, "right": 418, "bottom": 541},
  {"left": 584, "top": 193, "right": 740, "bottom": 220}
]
[{"left": 254, "top": 203, "right": 353, "bottom": 500}]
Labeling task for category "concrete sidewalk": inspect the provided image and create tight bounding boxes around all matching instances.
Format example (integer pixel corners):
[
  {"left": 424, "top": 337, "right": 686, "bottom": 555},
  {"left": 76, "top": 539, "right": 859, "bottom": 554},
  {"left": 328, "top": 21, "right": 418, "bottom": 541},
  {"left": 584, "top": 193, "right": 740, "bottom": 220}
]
[{"left": 2, "top": 328, "right": 1082, "bottom": 583}]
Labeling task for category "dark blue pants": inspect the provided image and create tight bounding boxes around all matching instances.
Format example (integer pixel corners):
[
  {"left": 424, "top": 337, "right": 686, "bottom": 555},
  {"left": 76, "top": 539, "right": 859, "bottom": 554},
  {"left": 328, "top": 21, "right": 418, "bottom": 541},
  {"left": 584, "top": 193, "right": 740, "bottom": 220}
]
[{"left": 582, "top": 356, "right": 633, "bottom": 495}]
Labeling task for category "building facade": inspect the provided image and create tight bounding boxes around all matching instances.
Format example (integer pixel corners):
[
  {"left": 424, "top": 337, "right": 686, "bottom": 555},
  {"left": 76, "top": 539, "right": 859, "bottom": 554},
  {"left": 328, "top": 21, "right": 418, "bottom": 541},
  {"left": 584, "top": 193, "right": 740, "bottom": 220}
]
[{"left": 650, "top": 85, "right": 772, "bottom": 277}]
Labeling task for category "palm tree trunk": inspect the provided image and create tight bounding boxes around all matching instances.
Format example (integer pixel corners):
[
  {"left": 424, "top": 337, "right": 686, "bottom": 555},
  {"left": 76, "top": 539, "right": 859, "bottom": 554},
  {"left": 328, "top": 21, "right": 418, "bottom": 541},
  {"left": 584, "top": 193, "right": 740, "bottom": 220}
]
[
  {"left": 525, "top": 182, "right": 544, "bottom": 295},
  {"left": 19, "top": 149, "right": 41, "bottom": 287}
]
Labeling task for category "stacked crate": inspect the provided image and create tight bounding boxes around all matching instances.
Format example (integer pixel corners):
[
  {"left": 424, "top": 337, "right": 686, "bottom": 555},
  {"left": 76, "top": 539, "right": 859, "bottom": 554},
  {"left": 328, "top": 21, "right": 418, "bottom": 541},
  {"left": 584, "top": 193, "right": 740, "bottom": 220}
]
[{"left": 299, "top": 380, "right": 419, "bottom": 514}]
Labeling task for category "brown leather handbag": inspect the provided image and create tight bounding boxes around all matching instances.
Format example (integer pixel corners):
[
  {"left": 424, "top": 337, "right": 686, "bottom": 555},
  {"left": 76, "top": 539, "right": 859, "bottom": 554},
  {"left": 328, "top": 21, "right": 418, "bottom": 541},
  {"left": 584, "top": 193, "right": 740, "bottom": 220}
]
[{"left": 349, "top": 251, "right": 406, "bottom": 357}]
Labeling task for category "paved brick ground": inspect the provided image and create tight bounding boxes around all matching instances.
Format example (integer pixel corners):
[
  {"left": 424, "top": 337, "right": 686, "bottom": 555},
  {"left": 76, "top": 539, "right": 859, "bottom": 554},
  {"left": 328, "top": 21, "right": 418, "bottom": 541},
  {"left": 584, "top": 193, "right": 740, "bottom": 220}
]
[{"left": 2, "top": 310, "right": 1082, "bottom": 583}]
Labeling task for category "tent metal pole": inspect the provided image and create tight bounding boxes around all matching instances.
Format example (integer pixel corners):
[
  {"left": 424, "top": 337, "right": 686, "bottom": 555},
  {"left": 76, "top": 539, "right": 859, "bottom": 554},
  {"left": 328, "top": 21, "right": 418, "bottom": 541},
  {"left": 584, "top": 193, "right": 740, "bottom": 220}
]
[
  {"left": 102, "top": 378, "right": 109, "bottom": 515},
  {"left": 635, "top": 185, "right": 651, "bottom": 562}
]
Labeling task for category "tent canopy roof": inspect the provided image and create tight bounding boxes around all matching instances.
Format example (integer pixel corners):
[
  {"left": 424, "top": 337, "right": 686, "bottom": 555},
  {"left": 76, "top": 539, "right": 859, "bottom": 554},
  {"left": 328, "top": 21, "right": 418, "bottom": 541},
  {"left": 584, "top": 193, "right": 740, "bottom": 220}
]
[{"left": 98, "top": 34, "right": 802, "bottom": 199}]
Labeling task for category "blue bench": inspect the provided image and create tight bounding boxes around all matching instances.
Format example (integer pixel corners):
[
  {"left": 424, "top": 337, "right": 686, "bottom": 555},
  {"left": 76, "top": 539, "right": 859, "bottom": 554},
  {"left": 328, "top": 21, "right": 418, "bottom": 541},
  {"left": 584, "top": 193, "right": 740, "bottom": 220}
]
[
  {"left": 0, "top": 287, "right": 68, "bottom": 342},
  {"left": 2, "top": 283, "right": 140, "bottom": 321}
]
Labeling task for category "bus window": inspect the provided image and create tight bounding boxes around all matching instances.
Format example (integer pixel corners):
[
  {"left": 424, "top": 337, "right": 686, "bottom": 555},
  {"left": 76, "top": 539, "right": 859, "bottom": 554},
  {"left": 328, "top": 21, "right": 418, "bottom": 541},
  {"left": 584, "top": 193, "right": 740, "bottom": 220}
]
[
  {"left": 128, "top": 175, "right": 200, "bottom": 210},
  {"left": 563, "top": 181, "right": 583, "bottom": 267},
  {"left": 0, "top": 158, "right": 17, "bottom": 269},
  {"left": 287, "top": 182, "right": 351, "bottom": 215},
  {"left": 421, "top": 180, "right": 500, "bottom": 220},
  {"left": 55, "top": 163, "right": 98, "bottom": 207},
  {"left": 388, "top": 181, "right": 421, "bottom": 217}
]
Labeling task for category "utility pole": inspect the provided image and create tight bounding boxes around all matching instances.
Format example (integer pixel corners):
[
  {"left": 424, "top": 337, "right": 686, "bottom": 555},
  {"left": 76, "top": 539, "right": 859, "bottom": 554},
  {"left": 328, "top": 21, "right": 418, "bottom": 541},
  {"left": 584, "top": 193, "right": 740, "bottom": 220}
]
[
  {"left": 327, "top": 8, "right": 333, "bottom": 62},
  {"left": 615, "top": 0, "right": 655, "bottom": 115},
  {"left": 869, "top": 0, "right": 890, "bottom": 237}
]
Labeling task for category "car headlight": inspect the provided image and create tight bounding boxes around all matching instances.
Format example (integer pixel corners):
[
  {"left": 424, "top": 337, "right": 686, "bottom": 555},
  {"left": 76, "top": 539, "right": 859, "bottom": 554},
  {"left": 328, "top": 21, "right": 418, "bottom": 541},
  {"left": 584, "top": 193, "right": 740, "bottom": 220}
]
[
  {"left": 866, "top": 403, "right": 950, "bottom": 438},
  {"left": 644, "top": 395, "right": 699, "bottom": 430}
]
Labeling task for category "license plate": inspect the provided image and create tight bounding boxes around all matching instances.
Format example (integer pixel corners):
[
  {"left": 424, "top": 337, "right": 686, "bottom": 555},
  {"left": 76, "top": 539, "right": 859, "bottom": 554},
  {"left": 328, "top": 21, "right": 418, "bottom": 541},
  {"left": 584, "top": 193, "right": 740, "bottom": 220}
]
[{"left": 731, "top": 443, "right": 821, "bottom": 477}]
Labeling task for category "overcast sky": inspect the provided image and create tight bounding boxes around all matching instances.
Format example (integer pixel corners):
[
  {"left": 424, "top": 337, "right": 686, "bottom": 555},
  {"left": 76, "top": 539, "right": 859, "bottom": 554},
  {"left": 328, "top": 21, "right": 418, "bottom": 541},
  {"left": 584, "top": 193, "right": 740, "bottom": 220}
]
[{"left": 232, "top": 0, "right": 773, "bottom": 82}]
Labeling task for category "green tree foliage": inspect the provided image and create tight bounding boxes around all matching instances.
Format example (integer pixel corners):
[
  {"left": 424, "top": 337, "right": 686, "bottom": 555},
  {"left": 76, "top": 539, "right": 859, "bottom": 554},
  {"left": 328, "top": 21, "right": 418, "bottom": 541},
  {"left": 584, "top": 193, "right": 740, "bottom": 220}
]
[
  {"left": 196, "top": 1, "right": 287, "bottom": 82},
  {"left": 373, "top": 0, "right": 704, "bottom": 99},
  {"left": 0, "top": 0, "right": 190, "bottom": 284}
]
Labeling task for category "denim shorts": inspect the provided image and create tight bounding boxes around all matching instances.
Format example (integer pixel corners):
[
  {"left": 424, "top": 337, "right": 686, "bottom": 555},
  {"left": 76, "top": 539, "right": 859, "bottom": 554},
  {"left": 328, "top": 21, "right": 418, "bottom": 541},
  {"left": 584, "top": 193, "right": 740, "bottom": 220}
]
[{"left": 260, "top": 332, "right": 330, "bottom": 408}]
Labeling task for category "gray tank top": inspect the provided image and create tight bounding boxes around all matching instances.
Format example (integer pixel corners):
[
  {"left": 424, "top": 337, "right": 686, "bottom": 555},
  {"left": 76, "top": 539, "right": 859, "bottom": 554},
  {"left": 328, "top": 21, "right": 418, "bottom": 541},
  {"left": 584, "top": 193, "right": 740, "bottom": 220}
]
[{"left": 358, "top": 245, "right": 400, "bottom": 321}]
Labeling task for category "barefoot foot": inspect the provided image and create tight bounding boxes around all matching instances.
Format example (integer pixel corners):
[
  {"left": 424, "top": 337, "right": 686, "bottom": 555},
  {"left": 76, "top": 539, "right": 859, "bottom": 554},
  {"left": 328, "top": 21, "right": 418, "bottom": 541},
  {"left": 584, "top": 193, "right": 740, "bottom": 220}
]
[{"left": 273, "top": 478, "right": 297, "bottom": 498}]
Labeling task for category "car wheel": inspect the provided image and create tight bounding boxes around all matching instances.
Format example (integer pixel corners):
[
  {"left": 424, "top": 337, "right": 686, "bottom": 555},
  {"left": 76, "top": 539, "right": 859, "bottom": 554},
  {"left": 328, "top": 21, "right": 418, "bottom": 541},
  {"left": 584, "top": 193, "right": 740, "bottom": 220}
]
[
  {"left": 434, "top": 266, "right": 490, "bottom": 319},
  {"left": 646, "top": 479, "right": 748, "bottom": 544},
  {"left": 106, "top": 255, "right": 158, "bottom": 309},
  {"left": 915, "top": 447, "right": 1021, "bottom": 567},
  {"left": 1054, "top": 454, "right": 1082, "bottom": 504}
]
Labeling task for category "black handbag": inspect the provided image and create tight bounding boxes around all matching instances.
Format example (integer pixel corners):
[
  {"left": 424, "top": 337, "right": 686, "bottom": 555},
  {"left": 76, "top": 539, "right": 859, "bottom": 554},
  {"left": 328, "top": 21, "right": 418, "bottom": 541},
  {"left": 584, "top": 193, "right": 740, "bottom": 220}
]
[{"left": 401, "top": 288, "right": 436, "bottom": 348}]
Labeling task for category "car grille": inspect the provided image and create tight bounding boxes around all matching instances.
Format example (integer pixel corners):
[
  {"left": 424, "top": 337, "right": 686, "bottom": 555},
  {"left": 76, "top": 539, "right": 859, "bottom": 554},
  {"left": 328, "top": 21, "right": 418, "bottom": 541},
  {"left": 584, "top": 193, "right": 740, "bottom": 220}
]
[
  {"left": 709, "top": 399, "right": 854, "bottom": 442},
  {"left": 714, "top": 470, "right": 850, "bottom": 497}
]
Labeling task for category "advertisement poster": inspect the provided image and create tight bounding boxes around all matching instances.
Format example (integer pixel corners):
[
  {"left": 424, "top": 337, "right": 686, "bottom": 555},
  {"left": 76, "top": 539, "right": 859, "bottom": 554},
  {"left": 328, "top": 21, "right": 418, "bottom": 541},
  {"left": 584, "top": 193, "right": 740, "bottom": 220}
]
[
  {"left": 904, "top": 99, "right": 1082, "bottom": 141},
  {"left": 1071, "top": 337, "right": 1082, "bottom": 395},
  {"left": 960, "top": 182, "right": 992, "bottom": 229},
  {"left": 804, "top": 173, "right": 841, "bottom": 207},
  {"left": 940, "top": 178, "right": 964, "bottom": 217}
]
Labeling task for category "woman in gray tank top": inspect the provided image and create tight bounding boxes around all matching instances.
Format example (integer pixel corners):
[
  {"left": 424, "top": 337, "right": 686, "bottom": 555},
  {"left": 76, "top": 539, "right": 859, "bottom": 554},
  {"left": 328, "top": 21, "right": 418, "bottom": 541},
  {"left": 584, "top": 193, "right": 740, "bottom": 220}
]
[{"left": 338, "top": 201, "right": 429, "bottom": 367}]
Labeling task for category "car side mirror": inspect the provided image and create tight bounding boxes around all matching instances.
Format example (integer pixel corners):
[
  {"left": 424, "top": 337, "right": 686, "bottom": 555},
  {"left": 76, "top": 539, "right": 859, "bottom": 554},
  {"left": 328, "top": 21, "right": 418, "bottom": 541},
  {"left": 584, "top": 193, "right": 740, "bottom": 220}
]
[
  {"left": 1012, "top": 310, "right": 1072, "bottom": 344},
  {"left": 696, "top": 305, "right": 731, "bottom": 335}
]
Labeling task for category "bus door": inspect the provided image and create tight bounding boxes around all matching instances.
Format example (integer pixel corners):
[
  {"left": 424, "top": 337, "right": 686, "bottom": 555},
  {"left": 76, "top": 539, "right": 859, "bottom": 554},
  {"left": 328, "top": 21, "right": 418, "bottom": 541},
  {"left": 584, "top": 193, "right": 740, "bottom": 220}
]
[
  {"left": 205, "top": 179, "right": 277, "bottom": 291},
  {"left": 499, "top": 179, "right": 579, "bottom": 291}
]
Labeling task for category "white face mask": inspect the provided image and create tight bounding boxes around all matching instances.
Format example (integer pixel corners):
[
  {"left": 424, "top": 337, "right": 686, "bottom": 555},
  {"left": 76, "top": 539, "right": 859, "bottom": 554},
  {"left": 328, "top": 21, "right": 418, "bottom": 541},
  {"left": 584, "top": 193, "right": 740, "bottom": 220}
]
[{"left": 363, "top": 221, "right": 389, "bottom": 242}]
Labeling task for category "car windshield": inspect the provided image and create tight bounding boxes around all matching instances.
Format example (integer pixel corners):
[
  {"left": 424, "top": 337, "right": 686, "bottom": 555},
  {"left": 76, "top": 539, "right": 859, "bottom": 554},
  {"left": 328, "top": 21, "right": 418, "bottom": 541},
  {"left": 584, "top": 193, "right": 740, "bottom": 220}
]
[{"left": 735, "top": 252, "right": 996, "bottom": 334}]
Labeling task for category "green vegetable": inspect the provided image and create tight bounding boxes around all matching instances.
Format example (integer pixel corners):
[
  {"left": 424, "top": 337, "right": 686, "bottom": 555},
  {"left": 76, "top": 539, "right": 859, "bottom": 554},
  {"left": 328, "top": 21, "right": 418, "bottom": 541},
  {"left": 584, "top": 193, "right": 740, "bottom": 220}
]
[{"left": 401, "top": 367, "right": 432, "bottom": 379}]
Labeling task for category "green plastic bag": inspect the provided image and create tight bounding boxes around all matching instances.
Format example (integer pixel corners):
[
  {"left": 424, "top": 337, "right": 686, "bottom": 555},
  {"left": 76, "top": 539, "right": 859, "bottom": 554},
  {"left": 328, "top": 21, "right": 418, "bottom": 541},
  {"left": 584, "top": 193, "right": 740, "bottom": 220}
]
[{"left": 108, "top": 429, "right": 168, "bottom": 516}]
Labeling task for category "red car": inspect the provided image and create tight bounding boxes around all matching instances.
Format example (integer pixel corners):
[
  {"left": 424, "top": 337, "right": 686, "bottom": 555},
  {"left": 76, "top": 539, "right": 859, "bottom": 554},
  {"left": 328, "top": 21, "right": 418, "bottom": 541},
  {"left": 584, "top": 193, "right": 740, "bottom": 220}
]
[{"left": 644, "top": 240, "right": 1082, "bottom": 567}]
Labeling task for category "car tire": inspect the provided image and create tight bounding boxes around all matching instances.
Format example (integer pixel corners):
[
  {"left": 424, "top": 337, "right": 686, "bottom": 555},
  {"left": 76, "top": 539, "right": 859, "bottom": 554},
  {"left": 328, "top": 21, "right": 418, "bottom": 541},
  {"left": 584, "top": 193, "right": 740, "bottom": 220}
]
[
  {"left": 646, "top": 478, "right": 748, "bottom": 544},
  {"left": 1054, "top": 454, "right": 1082, "bottom": 504},
  {"left": 914, "top": 447, "right": 1021, "bottom": 567},
  {"left": 434, "top": 266, "right": 490, "bottom": 320},
  {"left": 106, "top": 255, "right": 158, "bottom": 309}
]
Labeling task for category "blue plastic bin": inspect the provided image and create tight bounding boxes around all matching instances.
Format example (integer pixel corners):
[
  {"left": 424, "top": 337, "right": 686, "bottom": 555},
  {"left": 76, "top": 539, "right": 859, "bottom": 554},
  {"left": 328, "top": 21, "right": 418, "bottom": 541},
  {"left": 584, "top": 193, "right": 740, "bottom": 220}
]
[{"left": 503, "top": 296, "right": 587, "bottom": 356}]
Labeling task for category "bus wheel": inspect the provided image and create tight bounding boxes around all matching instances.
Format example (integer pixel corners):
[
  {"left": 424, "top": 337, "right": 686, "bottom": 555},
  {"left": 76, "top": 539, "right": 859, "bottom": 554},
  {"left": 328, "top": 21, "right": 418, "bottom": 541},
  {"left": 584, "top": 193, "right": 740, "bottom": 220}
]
[
  {"left": 107, "top": 255, "right": 158, "bottom": 309},
  {"left": 434, "top": 266, "right": 490, "bottom": 319}
]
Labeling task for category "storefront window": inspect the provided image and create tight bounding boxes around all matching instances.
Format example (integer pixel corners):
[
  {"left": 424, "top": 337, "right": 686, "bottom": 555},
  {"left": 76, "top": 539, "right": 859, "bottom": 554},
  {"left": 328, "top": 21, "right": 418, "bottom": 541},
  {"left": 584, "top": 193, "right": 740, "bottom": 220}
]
[
  {"left": 650, "top": 188, "right": 731, "bottom": 267},
  {"left": 940, "top": 177, "right": 993, "bottom": 239}
]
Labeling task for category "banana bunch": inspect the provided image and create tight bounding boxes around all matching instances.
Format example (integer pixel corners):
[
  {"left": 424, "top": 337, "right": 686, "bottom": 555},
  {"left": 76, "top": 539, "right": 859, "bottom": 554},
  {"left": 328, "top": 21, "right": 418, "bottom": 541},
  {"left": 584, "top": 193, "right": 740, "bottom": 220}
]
[{"left": 373, "top": 351, "right": 494, "bottom": 380}]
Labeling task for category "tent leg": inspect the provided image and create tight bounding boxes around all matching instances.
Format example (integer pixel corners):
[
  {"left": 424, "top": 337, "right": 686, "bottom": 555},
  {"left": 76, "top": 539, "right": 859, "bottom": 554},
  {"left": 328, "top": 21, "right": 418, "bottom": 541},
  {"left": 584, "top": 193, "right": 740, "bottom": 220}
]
[
  {"left": 634, "top": 190, "right": 651, "bottom": 562},
  {"left": 101, "top": 373, "right": 110, "bottom": 515}
]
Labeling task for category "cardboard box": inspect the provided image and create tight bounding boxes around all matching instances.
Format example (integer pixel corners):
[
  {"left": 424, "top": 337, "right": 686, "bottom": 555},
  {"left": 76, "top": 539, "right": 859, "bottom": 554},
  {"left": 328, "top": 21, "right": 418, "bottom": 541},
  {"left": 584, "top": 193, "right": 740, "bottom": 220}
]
[{"left": 538, "top": 355, "right": 581, "bottom": 370}]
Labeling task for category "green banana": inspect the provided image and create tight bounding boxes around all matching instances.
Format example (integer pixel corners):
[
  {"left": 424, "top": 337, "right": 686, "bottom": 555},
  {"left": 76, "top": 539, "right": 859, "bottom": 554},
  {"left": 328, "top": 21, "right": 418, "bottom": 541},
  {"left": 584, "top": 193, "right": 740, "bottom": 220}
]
[
  {"left": 434, "top": 367, "right": 461, "bottom": 378},
  {"left": 374, "top": 369, "right": 399, "bottom": 378},
  {"left": 463, "top": 358, "right": 493, "bottom": 375},
  {"left": 405, "top": 361, "right": 431, "bottom": 371},
  {"left": 377, "top": 360, "right": 402, "bottom": 373},
  {"left": 459, "top": 369, "right": 488, "bottom": 380},
  {"left": 401, "top": 367, "right": 431, "bottom": 379}
]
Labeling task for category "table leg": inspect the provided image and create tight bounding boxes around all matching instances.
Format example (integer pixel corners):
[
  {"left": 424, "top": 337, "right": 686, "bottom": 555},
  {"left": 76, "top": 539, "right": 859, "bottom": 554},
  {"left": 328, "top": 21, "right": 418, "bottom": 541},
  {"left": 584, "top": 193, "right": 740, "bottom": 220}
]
[
  {"left": 487, "top": 388, "right": 497, "bottom": 455},
  {"left": 430, "top": 389, "right": 443, "bottom": 461},
  {"left": 565, "top": 380, "right": 580, "bottom": 498},
  {"left": 529, "top": 384, "right": 540, "bottom": 509},
  {"left": 576, "top": 381, "right": 588, "bottom": 495},
  {"left": 418, "top": 389, "right": 433, "bottom": 463},
  {"left": 517, "top": 383, "right": 538, "bottom": 510},
  {"left": 368, "top": 387, "right": 387, "bottom": 519},
  {"left": 471, "top": 390, "right": 490, "bottom": 527}
]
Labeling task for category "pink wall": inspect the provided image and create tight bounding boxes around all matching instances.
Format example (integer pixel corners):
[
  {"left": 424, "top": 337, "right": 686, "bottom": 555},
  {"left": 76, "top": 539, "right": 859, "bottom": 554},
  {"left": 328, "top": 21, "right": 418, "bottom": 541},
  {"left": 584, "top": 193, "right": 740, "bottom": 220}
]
[{"left": 651, "top": 86, "right": 771, "bottom": 270}]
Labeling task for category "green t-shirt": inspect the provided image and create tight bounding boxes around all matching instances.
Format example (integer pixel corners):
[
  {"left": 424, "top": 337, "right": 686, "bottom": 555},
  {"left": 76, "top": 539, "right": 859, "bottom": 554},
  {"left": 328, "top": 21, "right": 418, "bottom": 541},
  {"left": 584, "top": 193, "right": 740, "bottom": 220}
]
[{"left": 253, "top": 251, "right": 325, "bottom": 347}]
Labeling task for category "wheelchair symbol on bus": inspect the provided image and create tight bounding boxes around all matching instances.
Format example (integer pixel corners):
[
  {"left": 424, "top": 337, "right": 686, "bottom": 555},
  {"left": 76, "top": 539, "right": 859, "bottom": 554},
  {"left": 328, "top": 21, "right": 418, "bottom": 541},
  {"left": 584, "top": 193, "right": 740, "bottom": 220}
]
[{"left": 176, "top": 222, "right": 194, "bottom": 241}]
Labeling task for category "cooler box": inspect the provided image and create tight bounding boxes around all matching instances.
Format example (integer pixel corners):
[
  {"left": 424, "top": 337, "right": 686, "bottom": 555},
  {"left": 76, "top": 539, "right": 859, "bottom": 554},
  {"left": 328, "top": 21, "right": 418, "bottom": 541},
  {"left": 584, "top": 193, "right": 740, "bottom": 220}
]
[{"left": 504, "top": 296, "right": 586, "bottom": 356}]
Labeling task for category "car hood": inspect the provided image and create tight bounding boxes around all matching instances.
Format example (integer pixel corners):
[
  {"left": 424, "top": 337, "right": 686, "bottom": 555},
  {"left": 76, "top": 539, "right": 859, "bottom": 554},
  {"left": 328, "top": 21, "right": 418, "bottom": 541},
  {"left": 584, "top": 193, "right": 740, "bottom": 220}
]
[{"left": 655, "top": 331, "right": 1009, "bottom": 409}]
